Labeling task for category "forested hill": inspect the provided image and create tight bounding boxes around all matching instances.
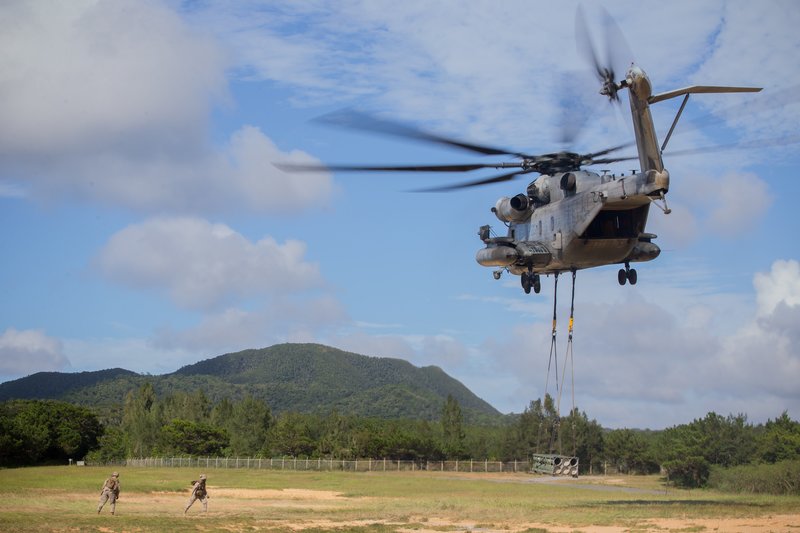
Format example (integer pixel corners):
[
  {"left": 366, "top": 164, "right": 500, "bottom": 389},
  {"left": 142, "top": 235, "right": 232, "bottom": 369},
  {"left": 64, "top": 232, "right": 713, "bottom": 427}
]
[
  {"left": 0, "top": 368, "right": 138, "bottom": 401},
  {"left": 0, "top": 343, "right": 502, "bottom": 423}
]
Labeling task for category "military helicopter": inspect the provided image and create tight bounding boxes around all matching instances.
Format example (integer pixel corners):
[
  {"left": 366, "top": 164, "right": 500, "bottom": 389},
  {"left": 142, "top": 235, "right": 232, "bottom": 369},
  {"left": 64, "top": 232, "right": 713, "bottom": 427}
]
[{"left": 280, "top": 10, "right": 761, "bottom": 294}]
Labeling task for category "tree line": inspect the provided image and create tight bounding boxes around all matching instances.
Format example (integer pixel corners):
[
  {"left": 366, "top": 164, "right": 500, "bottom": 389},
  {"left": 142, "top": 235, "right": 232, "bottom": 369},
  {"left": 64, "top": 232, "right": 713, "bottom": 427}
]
[{"left": 2, "top": 384, "right": 798, "bottom": 493}]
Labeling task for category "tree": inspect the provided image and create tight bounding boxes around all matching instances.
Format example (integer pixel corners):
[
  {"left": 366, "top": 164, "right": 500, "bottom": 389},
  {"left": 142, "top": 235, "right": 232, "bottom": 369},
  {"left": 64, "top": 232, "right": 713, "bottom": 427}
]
[
  {"left": 603, "top": 429, "right": 657, "bottom": 474},
  {"left": 441, "top": 395, "right": 465, "bottom": 458},
  {"left": 161, "top": 419, "right": 228, "bottom": 456},
  {"left": 210, "top": 397, "right": 234, "bottom": 428},
  {"left": 161, "top": 390, "right": 211, "bottom": 424},
  {"left": 86, "top": 426, "right": 127, "bottom": 463},
  {"left": 501, "top": 394, "right": 562, "bottom": 460},
  {"left": 268, "top": 412, "right": 316, "bottom": 457},
  {"left": 655, "top": 412, "right": 757, "bottom": 487},
  {"left": 563, "top": 408, "right": 604, "bottom": 474},
  {"left": 318, "top": 411, "right": 357, "bottom": 458},
  {"left": 226, "top": 395, "right": 272, "bottom": 456},
  {"left": 121, "top": 383, "right": 163, "bottom": 457},
  {"left": 0, "top": 400, "right": 102, "bottom": 466},
  {"left": 758, "top": 411, "right": 800, "bottom": 463}
]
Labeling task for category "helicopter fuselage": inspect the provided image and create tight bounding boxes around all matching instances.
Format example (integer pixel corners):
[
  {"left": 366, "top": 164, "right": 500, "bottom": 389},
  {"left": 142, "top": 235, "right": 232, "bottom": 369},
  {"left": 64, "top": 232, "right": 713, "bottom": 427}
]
[{"left": 477, "top": 166, "right": 666, "bottom": 277}]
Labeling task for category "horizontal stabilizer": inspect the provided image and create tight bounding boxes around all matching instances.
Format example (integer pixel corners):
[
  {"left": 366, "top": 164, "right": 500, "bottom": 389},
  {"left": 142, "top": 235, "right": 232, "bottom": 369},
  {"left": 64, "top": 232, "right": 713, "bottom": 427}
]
[{"left": 649, "top": 85, "right": 762, "bottom": 104}]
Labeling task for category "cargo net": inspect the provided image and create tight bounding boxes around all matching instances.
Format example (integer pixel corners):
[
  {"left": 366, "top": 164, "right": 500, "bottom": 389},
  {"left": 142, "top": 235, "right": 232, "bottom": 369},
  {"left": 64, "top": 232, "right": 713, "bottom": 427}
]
[{"left": 531, "top": 453, "right": 579, "bottom": 477}]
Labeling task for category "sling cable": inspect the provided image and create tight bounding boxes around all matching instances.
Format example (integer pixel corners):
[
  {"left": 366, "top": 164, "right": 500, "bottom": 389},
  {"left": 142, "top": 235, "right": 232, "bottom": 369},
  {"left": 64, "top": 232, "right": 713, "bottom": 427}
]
[{"left": 532, "top": 269, "right": 580, "bottom": 477}]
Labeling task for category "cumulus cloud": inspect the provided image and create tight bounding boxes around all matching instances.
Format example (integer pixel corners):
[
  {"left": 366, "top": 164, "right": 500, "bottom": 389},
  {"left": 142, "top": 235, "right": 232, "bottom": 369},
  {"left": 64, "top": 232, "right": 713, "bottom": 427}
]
[
  {"left": 332, "top": 331, "right": 471, "bottom": 369},
  {"left": 0, "top": 328, "right": 70, "bottom": 377},
  {"left": 474, "top": 260, "right": 799, "bottom": 426},
  {"left": 152, "top": 296, "right": 348, "bottom": 353},
  {"left": 62, "top": 337, "right": 198, "bottom": 376},
  {"left": 0, "top": 0, "right": 332, "bottom": 213},
  {"left": 754, "top": 260, "right": 800, "bottom": 316},
  {"left": 94, "top": 216, "right": 323, "bottom": 309},
  {"left": 0, "top": 0, "right": 225, "bottom": 157}
]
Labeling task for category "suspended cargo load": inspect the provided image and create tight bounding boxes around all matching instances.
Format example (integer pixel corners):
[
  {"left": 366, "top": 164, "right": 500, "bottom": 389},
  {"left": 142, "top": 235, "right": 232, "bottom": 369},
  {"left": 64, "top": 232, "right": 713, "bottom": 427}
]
[{"left": 531, "top": 453, "right": 579, "bottom": 477}]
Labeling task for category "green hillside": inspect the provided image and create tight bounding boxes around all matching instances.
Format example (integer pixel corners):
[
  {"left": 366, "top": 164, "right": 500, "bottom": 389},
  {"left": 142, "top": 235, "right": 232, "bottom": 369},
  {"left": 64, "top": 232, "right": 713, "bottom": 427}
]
[
  {"left": 0, "top": 343, "right": 501, "bottom": 423},
  {"left": 0, "top": 368, "right": 138, "bottom": 401}
]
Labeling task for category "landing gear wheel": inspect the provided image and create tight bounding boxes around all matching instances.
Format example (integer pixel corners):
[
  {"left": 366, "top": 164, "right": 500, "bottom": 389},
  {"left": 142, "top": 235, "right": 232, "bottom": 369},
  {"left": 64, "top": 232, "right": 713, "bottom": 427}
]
[
  {"left": 627, "top": 268, "right": 637, "bottom": 285},
  {"left": 521, "top": 273, "right": 532, "bottom": 294},
  {"left": 618, "top": 268, "right": 627, "bottom": 286},
  {"left": 533, "top": 274, "right": 541, "bottom": 294},
  {"left": 493, "top": 270, "right": 502, "bottom": 280}
]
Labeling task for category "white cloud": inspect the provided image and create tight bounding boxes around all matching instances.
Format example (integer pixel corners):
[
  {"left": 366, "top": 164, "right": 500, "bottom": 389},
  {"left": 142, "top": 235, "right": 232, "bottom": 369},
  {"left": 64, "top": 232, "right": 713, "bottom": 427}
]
[
  {"left": 0, "top": 0, "right": 226, "bottom": 157},
  {"left": 0, "top": 1, "right": 333, "bottom": 213},
  {"left": 691, "top": 171, "right": 772, "bottom": 236},
  {"left": 94, "top": 216, "right": 323, "bottom": 310},
  {"left": 754, "top": 259, "right": 800, "bottom": 316},
  {"left": 152, "top": 296, "right": 348, "bottom": 353},
  {"left": 0, "top": 328, "right": 70, "bottom": 377},
  {"left": 333, "top": 331, "right": 471, "bottom": 369},
  {"left": 188, "top": 0, "right": 799, "bottom": 151},
  {"left": 693, "top": 1, "right": 800, "bottom": 138},
  {"left": 470, "top": 260, "right": 800, "bottom": 426},
  {"left": 63, "top": 337, "right": 197, "bottom": 376}
]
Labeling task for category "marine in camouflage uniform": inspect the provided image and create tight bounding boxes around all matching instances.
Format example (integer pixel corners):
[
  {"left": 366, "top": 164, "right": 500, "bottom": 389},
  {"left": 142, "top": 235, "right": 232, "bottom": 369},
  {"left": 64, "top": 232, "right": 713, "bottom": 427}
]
[
  {"left": 184, "top": 474, "right": 209, "bottom": 514},
  {"left": 97, "top": 472, "right": 120, "bottom": 515}
]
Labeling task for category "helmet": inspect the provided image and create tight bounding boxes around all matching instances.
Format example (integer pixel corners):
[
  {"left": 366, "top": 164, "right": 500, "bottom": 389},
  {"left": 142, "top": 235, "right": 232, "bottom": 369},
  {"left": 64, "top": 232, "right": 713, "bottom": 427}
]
[
  {"left": 199, "top": 474, "right": 206, "bottom": 480},
  {"left": 112, "top": 472, "right": 119, "bottom": 477}
]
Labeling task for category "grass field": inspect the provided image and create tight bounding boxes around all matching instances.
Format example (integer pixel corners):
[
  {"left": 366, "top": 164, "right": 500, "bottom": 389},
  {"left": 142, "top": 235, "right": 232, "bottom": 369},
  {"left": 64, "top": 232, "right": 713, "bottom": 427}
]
[{"left": 1, "top": 466, "right": 798, "bottom": 532}]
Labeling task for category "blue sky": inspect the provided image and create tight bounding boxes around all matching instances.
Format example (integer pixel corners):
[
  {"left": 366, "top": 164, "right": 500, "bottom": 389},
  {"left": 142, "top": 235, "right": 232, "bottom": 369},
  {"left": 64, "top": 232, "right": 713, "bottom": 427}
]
[{"left": 1, "top": 0, "right": 798, "bottom": 428}]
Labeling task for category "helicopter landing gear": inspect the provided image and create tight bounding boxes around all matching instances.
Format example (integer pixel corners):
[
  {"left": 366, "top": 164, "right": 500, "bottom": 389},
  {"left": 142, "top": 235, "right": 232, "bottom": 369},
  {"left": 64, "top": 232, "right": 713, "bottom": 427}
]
[
  {"left": 618, "top": 262, "right": 637, "bottom": 286},
  {"left": 521, "top": 271, "right": 541, "bottom": 294}
]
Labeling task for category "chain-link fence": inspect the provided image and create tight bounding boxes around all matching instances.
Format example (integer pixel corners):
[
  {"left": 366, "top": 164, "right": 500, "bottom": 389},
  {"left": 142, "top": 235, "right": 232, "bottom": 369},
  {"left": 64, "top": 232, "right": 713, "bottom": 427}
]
[{"left": 122, "top": 457, "right": 533, "bottom": 473}]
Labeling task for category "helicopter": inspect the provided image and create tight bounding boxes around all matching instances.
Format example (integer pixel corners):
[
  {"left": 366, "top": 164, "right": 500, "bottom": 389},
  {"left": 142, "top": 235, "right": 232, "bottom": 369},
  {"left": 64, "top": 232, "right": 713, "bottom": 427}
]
[{"left": 279, "top": 11, "right": 761, "bottom": 294}]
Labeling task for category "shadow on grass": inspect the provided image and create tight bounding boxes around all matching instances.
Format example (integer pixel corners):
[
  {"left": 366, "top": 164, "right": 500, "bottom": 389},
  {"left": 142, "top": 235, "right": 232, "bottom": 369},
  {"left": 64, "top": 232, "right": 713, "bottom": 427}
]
[{"left": 599, "top": 500, "right": 770, "bottom": 508}]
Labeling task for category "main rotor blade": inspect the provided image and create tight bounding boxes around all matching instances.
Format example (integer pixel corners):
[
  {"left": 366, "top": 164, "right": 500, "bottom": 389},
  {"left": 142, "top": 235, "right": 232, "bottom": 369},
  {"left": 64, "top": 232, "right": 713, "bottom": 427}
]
[
  {"left": 276, "top": 162, "right": 524, "bottom": 173},
  {"left": 410, "top": 169, "right": 537, "bottom": 193},
  {"left": 590, "top": 155, "right": 638, "bottom": 165},
  {"left": 585, "top": 141, "right": 636, "bottom": 159},
  {"left": 664, "top": 134, "right": 800, "bottom": 158},
  {"left": 315, "top": 110, "right": 533, "bottom": 158}
]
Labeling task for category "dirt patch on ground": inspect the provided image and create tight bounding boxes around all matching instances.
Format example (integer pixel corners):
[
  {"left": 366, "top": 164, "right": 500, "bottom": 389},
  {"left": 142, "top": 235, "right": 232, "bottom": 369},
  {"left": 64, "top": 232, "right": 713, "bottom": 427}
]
[
  {"left": 98, "top": 487, "right": 800, "bottom": 531},
  {"left": 11, "top": 481, "right": 800, "bottom": 532},
  {"left": 135, "top": 487, "right": 344, "bottom": 501},
  {"left": 643, "top": 514, "right": 800, "bottom": 532},
  {"left": 212, "top": 488, "right": 344, "bottom": 500},
  {"left": 276, "top": 514, "right": 800, "bottom": 532}
]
